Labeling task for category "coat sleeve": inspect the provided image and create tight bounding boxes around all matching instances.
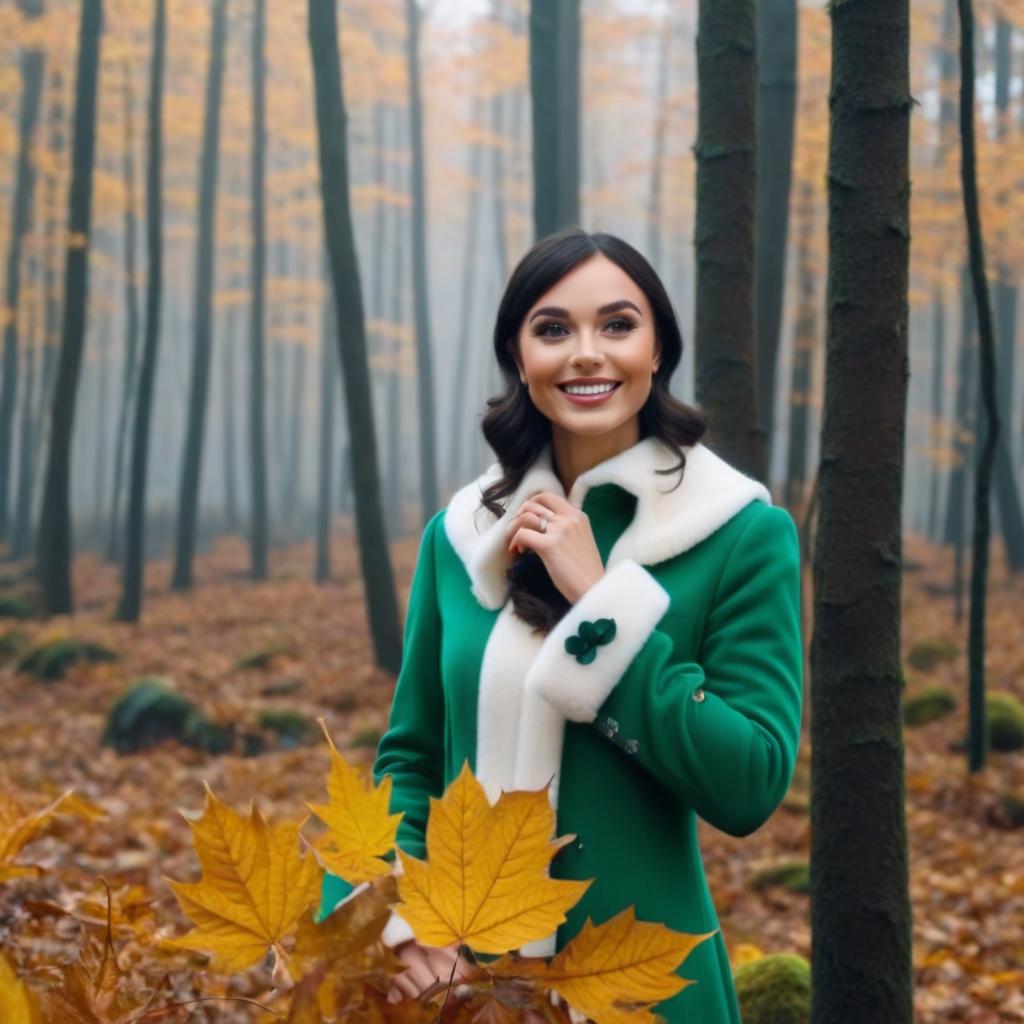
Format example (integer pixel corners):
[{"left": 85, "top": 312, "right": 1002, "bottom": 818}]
[
  {"left": 522, "top": 502, "right": 804, "bottom": 838},
  {"left": 317, "top": 509, "right": 447, "bottom": 941}
]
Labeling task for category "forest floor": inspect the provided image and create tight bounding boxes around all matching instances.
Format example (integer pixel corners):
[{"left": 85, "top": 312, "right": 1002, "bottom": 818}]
[{"left": 1, "top": 522, "right": 1022, "bottom": 1022}]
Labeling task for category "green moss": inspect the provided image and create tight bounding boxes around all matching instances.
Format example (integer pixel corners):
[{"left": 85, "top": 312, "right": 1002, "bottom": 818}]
[
  {"left": 733, "top": 953, "right": 811, "bottom": 1024},
  {"left": 906, "top": 637, "right": 958, "bottom": 672},
  {"left": 18, "top": 637, "right": 118, "bottom": 680},
  {"left": 0, "top": 629, "right": 28, "bottom": 660},
  {"left": 903, "top": 685, "right": 956, "bottom": 727},
  {"left": 233, "top": 643, "right": 300, "bottom": 672},
  {"left": 258, "top": 708, "right": 315, "bottom": 747},
  {"left": 103, "top": 677, "right": 233, "bottom": 755},
  {"left": 749, "top": 860, "right": 810, "bottom": 895},
  {"left": 987, "top": 692, "right": 1024, "bottom": 753},
  {"left": 0, "top": 594, "right": 33, "bottom": 619}
]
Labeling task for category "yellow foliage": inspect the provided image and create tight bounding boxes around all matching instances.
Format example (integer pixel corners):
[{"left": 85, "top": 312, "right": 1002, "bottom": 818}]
[
  {"left": 307, "top": 718, "right": 402, "bottom": 885},
  {"left": 164, "top": 782, "right": 321, "bottom": 972},
  {"left": 396, "top": 761, "right": 589, "bottom": 954},
  {"left": 0, "top": 953, "right": 42, "bottom": 1024}
]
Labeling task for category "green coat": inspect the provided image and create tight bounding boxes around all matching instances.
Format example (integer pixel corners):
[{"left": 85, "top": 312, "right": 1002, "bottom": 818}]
[{"left": 318, "top": 436, "right": 804, "bottom": 1024}]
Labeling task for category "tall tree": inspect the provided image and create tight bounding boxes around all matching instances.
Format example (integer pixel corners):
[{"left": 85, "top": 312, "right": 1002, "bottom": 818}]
[
  {"left": 171, "top": 0, "right": 229, "bottom": 590},
  {"left": 810, "top": 0, "right": 913, "bottom": 1020},
  {"left": 529, "top": 0, "right": 580, "bottom": 237},
  {"left": 404, "top": 0, "right": 439, "bottom": 524},
  {"left": 248, "top": 0, "right": 269, "bottom": 579},
  {"left": 989, "top": 18, "right": 1024, "bottom": 571},
  {"left": 645, "top": 13, "right": 672, "bottom": 275},
  {"left": 116, "top": 0, "right": 165, "bottom": 623},
  {"left": 0, "top": 0, "right": 46, "bottom": 541},
  {"left": 693, "top": 0, "right": 765, "bottom": 482},
  {"left": 754, "top": 0, "right": 797, "bottom": 471},
  {"left": 107, "top": 65, "right": 141, "bottom": 564},
  {"left": 308, "top": 0, "right": 401, "bottom": 672},
  {"left": 959, "top": 0, "right": 999, "bottom": 773},
  {"left": 36, "top": 0, "right": 103, "bottom": 614},
  {"left": 315, "top": 253, "right": 337, "bottom": 584}
]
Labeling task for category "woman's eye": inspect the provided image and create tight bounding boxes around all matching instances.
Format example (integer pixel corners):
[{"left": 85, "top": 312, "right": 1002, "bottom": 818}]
[
  {"left": 606, "top": 317, "right": 636, "bottom": 333},
  {"left": 536, "top": 322, "right": 568, "bottom": 338}
]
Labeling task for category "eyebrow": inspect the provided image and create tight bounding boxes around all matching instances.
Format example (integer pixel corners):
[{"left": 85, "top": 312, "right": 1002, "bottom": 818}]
[{"left": 528, "top": 299, "right": 643, "bottom": 323}]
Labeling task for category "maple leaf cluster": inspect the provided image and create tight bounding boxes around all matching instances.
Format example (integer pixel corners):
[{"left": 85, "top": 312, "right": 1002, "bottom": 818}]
[{"left": 0, "top": 719, "right": 714, "bottom": 1022}]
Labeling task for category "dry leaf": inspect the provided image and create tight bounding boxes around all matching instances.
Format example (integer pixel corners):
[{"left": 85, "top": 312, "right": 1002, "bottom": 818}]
[
  {"left": 163, "top": 782, "right": 321, "bottom": 972},
  {"left": 396, "top": 761, "right": 590, "bottom": 954},
  {"left": 0, "top": 952, "right": 43, "bottom": 1024},
  {"left": 307, "top": 718, "right": 402, "bottom": 884}
]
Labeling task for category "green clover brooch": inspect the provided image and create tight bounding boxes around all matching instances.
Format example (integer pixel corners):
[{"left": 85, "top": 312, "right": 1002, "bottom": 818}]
[{"left": 564, "top": 617, "right": 617, "bottom": 664}]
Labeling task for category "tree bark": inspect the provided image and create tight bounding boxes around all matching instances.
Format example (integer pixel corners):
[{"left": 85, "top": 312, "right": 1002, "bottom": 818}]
[
  {"left": 693, "top": 0, "right": 765, "bottom": 482},
  {"left": 116, "top": 0, "right": 165, "bottom": 623},
  {"left": 754, "top": 0, "right": 797, "bottom": 472},
  {"left": 958, "top": 0, "right": 999, "bottom": 774},
  {"left": 810, "top": 0, "right": 913, "bottom": 1018},
  {"left": 308, "top": 0, "right": 401, "bottom": 672},
  {"left": 529, "top": 0, "right": 580, "bottom": 237},
  {"left": 0, "top": 0, "right": 46, "bottom": 541},
  {"left": 171, "top": 0, "right": 228, "bottom": 591},
  {"left": 36, "top": 0, "right": 103, "bottom": 614}
]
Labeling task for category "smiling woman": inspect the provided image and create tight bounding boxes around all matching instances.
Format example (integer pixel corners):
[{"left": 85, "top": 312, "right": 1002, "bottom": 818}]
[{"left": 318, "top": 226, "right": 805, "bottom": 1024}]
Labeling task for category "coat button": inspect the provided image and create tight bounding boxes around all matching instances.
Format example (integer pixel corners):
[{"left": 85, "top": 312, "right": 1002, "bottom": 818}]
[
  {"left": 624, "top": 739, "right": 639, "bottom": 755},
  {"left": 605, "top": 717, "right": 619, "bottom": 737},
  {"left": 692, "top": 687, "right": 706, "bottom": 703}
]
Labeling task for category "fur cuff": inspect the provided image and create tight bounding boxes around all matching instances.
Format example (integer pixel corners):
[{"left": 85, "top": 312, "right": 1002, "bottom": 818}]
[{"left": 524, "top": 559, "right": 670, "bottom": 722}]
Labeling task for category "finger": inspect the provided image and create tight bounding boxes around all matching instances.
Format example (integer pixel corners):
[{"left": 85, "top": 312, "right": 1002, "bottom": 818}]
[{"left": 407, "top": 958, "right": 441, "bottom": 996}]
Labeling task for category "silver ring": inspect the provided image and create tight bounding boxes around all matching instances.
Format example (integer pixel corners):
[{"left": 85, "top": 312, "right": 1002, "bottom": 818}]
[{"left": 538, "top": 515, "right": 549, "bottom": 534}]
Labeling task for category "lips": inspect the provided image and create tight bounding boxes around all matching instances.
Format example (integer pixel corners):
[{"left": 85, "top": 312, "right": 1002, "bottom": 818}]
[{"left": 557, "top": 381, "right": 622, "bottom": 392}]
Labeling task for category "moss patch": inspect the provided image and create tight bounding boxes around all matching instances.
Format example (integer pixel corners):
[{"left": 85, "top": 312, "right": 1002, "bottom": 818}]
[{"left": 733, "top": 952, "right": 811, "bottom": 1024}]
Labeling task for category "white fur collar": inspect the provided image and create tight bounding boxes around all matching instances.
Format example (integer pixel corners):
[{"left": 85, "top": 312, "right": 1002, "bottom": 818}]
[{"left": 443, "top": 436, "right": 772, "bottom": 609}]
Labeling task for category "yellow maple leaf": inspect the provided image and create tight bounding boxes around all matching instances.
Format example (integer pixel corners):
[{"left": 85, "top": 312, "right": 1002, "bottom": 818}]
[
  {"left": 307, "top": 719, "right": 402, "bottom": 884},
  {"left": 535, "top": 906, "right": 717, "bottom": 1024},
  {"left": 163, "top": 783, "right": 322, "bottom": 972},
  {"left": 396, "top": 761, "right": 590, "bottom": 954},
  {"left": 0, "top": 952, "right": 43, "bottom": 1024},
  {"left": 0, "top": 789, "right": 105, "bottom": 882}
]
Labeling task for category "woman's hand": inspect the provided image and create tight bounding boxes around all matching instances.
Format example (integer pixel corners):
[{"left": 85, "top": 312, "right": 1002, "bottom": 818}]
[
  {"left": 386, "top": 938, "right": 475, "bottom": 1003},
  {"left": 505, "top": 491, "right": 605, "bottom": 605}
]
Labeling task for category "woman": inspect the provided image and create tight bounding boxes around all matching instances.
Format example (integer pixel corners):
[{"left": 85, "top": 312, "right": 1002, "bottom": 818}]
[{"left": 317, "top": 226, "right": 804, "bottom": 1022}]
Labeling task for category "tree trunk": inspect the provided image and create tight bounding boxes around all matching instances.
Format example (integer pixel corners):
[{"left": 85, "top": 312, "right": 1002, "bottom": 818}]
[
  {"left": 283, "top": 343, "right": 307, "bottom": 531},
  {"left": 810, "top": 0, "right": 913, "bottom": 1019},
  {"left": 645, "top": 14, "right": 672, "bottom": 275},
  {"left": 754, "top": 0, "right": 797, "bottom": 472},
  {"left": 107, "top": 67, "right": 140, "bottom": 564},
  {"left": 249, "top": 0, "right": 269, "bottom": 578},
  {"left": 116, "top": 0, "right": 164, "bottom": 623},
  {"left": 308, "top": 0, "right": 401, "bottom": 672},
  {"left": 36, "top": 0, "right": 103, "bottom": 615},
  {"left": 529, "top": 0, "right": 580, "bottom": 237},
  {"left": 783, "top": 179, "right": 816, "bottom": 511},
  {"left": 958, "top": 0, "right": 999, "bottom": 774},
  {"left": 0, "top": 0, "right": 46, "bottom": 541},
  {"left": 221, "top": 308, "right": 239, "bottom": 531},
  {"left": 171, "top": 0, "right": 228, "bottom": 591},
  {"left": 404, "top": 0, "right": 438, "bottom": 525},
  {"left": 693, "top": 0, "right": 765, "bottom": 482},
  {"left": 316, "top": 258, "right": 337, "bottom": 583}
]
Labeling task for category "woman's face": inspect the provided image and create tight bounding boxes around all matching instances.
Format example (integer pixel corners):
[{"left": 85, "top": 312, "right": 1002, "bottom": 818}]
[{"left": 514, "top": 253, "right": 661, "bottom": 439}]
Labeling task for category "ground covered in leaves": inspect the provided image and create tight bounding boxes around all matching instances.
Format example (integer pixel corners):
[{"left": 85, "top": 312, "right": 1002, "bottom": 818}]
[{"left": 1, "top": 526, "right": 1022, "bottom": 1021}]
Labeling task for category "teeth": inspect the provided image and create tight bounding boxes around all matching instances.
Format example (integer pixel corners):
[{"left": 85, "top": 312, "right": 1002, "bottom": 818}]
[{"left": 564, "top": 382, "right": 617, "bottom": 395}]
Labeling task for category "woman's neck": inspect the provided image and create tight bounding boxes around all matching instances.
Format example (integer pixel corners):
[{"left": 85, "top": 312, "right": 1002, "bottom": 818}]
[{"left": 550, "top": 417, "right": 641, "bottom": 495}]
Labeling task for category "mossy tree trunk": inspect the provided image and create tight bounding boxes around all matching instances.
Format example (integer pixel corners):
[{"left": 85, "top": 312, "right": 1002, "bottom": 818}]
[
  {"left": 809, "top": 0, "right": 913, "bottom": 1019},
  {"left": 693, "top": 0, "right": 765, "bottom": 483}
]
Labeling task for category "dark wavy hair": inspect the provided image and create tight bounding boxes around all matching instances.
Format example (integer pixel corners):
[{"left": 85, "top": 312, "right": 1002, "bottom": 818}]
[{"left": 480, "top": 226, "right": 707, "bottom": 633}]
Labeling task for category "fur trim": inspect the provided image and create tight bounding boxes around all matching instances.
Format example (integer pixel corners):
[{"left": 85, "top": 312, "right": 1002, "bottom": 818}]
[{"left": 524, "top": 559, "right": 671, "bottom": 723}]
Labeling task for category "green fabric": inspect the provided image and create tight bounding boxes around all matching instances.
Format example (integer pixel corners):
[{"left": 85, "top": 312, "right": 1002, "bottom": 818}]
[{"left": 318, "top": 483, "right": 804, "bottom": 1024}]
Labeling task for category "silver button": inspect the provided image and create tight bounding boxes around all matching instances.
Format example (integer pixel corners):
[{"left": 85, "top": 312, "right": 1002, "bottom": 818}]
[
  {"left": 605, "top": 717, "right": 619, "bottom": 737},
  {"left": 624, "top": 739, "right": 639, "bottom": 755},
  {"left": 692, "top": 688, "right": 706, "bottom": 703}
]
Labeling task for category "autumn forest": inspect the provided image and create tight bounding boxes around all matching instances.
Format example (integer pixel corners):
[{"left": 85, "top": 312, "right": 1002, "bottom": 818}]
[{"left": 1, "top": 0, "right": 1023, "bottom": 1021}]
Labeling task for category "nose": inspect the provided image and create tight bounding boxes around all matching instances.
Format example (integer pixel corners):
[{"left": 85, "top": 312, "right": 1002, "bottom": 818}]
[{"left": 569, "top": 328, "right": 605, "bottom": 370}]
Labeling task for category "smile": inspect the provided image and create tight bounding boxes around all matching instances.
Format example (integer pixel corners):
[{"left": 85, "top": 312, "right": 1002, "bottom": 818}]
[{"left": 557, "top": 381, "right": 622, "bottom": 404}]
